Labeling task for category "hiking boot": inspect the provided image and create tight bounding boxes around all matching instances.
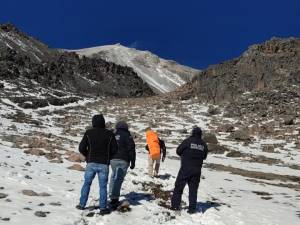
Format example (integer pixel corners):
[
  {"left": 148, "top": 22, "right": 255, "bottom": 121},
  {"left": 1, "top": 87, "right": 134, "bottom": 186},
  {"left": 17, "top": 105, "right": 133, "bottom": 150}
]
[
  {"left": 99, "top": 208, "right": 111, "bottom": 215},
  {"left": 109, "top": 199, "right": 120, "bottom": 210},
  {"left": 170, "top": 205, "right": 179, "bottom": 210},
  {"left": 170, "top": 206, "right": 181, "bottom": 216},
  {"left": 170, "top": 206, "right": 180, "bottom": 211},
  {"left": 75, "top": 205, "right": 85, "bottom": 210},
  {"left": 187, "top": 208, "right": 197, "bottom": 214}
]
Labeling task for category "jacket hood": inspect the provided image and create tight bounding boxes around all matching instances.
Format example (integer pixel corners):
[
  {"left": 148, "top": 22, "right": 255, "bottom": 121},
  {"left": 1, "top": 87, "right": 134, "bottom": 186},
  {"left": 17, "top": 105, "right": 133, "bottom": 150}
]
[
  {"left": 92, "top": 114, "right": 105, "bottom": 128},
  {"left": 115, "top": 121, "right": 129, "bottom": 130},
  {"left": 191, "top": 126, "right": 202, "bottom": 137}
]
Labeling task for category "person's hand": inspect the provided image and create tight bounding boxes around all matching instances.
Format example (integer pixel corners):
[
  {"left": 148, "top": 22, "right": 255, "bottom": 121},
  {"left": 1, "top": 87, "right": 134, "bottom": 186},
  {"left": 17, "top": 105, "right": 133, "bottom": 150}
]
[{"left": 130, "top": 163, "right": 135, "bottom": 169}]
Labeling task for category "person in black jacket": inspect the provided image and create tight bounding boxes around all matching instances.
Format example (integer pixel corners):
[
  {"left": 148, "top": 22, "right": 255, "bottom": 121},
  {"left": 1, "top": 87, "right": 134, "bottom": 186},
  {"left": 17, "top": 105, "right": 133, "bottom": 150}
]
[
  {"left": 171, "top": 126, "right": 208, "bottom": 214},
  {"left": 76, "top": 114, "right": 117, "bottom": 215},
  {"left": 109, "top": 121, "right": 136, "bottom": 208}
]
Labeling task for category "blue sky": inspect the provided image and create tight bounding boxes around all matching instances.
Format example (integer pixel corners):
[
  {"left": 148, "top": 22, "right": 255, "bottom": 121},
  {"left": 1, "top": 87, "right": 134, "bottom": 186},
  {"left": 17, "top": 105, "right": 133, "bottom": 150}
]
[{"left": 1, "top": 0, "right": 299, "bottom": 69}]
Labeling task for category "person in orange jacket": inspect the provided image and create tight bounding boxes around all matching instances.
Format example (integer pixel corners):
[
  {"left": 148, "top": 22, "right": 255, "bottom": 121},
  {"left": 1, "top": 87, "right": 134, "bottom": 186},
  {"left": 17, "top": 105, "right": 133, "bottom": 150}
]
[{"left": 145, "top": 127, "right": 166, "bottom": 178}]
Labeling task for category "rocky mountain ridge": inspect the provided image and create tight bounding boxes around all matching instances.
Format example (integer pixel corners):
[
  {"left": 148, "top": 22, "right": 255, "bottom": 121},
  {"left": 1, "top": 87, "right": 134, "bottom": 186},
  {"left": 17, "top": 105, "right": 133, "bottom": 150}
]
[
  {"left": 190, "top": 37, "right": 300, "bottom": 103},
  {"left": 0, "top": 23, "right": 153, "bottom": 109},
  {"left": 0, "top": 23, "right": 57, "bottom": 62}
]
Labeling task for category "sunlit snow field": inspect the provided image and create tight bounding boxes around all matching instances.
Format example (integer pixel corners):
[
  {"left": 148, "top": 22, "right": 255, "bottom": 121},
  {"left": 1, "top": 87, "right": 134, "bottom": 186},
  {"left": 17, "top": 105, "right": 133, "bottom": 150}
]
[{"left": 0, "top": 85, "right": 299, "bottom": 225}]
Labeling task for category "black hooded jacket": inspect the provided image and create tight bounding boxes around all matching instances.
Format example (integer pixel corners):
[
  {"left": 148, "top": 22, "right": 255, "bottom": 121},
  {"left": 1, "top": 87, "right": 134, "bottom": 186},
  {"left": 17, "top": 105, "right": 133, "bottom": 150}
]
[
  {"left": 112, "top": 121, "right": 136, "bottom": 166},
  {"left": 176, "top": 134, "right": 208, "bottom": 174},
  {"left": 79, "top": 115, "right": 118, "bottom": 165}
]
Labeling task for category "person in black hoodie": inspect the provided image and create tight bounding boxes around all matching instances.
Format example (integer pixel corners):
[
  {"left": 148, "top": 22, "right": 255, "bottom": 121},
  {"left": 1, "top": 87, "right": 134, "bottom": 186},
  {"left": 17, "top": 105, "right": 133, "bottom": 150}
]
[
  {"left": 76, "top": 114, "right": 117, "bottom": 215},
  {"left": 171, "top": 126, "right": 208, "bottom": 214},
  {"left": 109, "top": 121, "right": 136, "bottom": 209}
]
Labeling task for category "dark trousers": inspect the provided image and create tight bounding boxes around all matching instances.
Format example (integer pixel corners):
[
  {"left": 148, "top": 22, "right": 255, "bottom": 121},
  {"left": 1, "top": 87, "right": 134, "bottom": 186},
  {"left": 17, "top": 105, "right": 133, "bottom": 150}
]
[{"left": 171, "top": 168, "right": 201, "bottom": 210}]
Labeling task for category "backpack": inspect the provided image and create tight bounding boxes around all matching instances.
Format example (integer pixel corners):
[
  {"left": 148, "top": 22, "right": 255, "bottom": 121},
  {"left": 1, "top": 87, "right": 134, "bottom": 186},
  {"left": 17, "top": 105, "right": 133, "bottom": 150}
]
[
  {"left": 146, "top": 130, "right": 161, "bottom": 160},
  {"left": 159, "top": 139, "right": 166, "bottom": 152}
]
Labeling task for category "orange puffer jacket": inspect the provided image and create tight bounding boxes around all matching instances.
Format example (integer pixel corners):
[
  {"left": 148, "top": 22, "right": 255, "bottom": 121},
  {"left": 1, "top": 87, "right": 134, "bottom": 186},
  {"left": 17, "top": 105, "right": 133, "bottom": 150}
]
[{"left": 146, "top": 130, "right": 161, "bottom": 160}]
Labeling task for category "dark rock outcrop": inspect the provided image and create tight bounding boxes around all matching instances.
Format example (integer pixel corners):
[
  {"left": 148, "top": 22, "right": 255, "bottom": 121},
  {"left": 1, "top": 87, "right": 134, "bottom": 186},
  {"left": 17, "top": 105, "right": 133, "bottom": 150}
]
[
  {"left": 191, "top": 37, "right": 300, "bottom": 104},
  {"left": 173, "top": 37, "right": 300, "bottom": 122}
]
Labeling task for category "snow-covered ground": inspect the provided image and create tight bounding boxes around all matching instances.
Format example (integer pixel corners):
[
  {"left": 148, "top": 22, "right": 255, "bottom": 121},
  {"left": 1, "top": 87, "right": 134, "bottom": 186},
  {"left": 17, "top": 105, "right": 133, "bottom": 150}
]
[
  {"left": 68, "top": 44, "right": 199, "bottom": 93},
  {"left": 0, "top": 94, "right": 299, "bottom": 225}
]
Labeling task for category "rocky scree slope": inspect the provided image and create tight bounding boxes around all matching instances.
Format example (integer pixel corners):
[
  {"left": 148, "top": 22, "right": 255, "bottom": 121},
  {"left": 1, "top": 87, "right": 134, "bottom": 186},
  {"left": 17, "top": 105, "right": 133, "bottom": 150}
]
[
  {"left": 0, "top": 23, "right": 153, "bottom": 109},
  {"left": 0, "top": 96, "right": 299, "bottom": 225},
  {"left": 166, "top": 38, "right": 300, "bottom": 156},
  {"left": 70, "top": 44, "right": 199, "bottom": 94}
]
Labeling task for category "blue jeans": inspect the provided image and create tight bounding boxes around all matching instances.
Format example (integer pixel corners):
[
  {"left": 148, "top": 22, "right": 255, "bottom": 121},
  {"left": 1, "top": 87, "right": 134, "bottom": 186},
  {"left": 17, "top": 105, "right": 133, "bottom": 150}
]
[
  {"left": 109, "top": 159, "right": 129, "bottom": 200},
  {"left": 79, "top": 163, "right": 109, "bottom": 209}
]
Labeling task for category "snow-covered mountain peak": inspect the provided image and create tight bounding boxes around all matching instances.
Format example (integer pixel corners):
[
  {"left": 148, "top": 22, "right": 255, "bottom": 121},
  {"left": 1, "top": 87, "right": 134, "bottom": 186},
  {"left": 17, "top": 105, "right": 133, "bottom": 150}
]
[{"left": 69, "top": 44, "right": 200, "bottom": 93}]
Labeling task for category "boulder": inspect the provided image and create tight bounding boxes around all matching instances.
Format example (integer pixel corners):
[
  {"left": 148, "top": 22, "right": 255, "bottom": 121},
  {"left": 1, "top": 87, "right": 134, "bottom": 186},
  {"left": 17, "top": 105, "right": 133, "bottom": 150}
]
[
  {"left": 66, "top": 152, "right": 85, "bottom": 163},
  {"left": 207, "top": 144, "right": 229, "bottom": 154},
  {"left": 45, "top": 152, "right": 60, "bottom": 160},
  {"left": 22, "top": 190, "right": 51, "bottom": 197},
  {"left": 202, "top": 133, "right": 218, "bottom": 144},
  {"left": 0, "top": 193, "right": 8, "bottom": 199},
  {"left": 216, "top": 124, "right": 235, "bottom": 133},
  {"left": 24, "top": 149, "right": 45, "bottom": 156},
  {"left": 207, "top": 106, "right": 221, "bottom": 115},
  {"left": 250, "top": 155, "right": 281, "bottom": 165},
  {"left": 178, "top": 129, "right": 188, "bottom": 134},
  {"left": 49, "top": 202, "right": 62, "bottom": 206},
  {"left": 162, "top": 99, "right": 171, "bottom": 105},
  {"left": 68, "top": 164, "right": 85, "bottom": 171},
  {"left": 22, "top": 190, "right": 39, "bottom": 196},
  {"left": 38, "top": 192, "right": 51, "bottom": 197},
  {"left": 49, "top": 159, "right": 63, "bottom": 164},
  {"left": 262, "top": 145, "right": 276, "bottom": 153},
  {"left": 26, "top": 138, "right": 49, "bottom": 148},
  {"left": 228, "top": 130, "right": 251, "bottom": 142},
  {"left": 180, "top": 93, "right": 192, "bottom": 100},
  {"left": 284, "top": 116, "right": 294, "bottom": 125},
  {"left": 34, "top": 211, "right": 49, "bottom": 217},
  {"left": 226, "top": 150, "right": 243, "bottom": 158},
  {"left": 24, "top": 162, "right": 31, "bottom": 166}
]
